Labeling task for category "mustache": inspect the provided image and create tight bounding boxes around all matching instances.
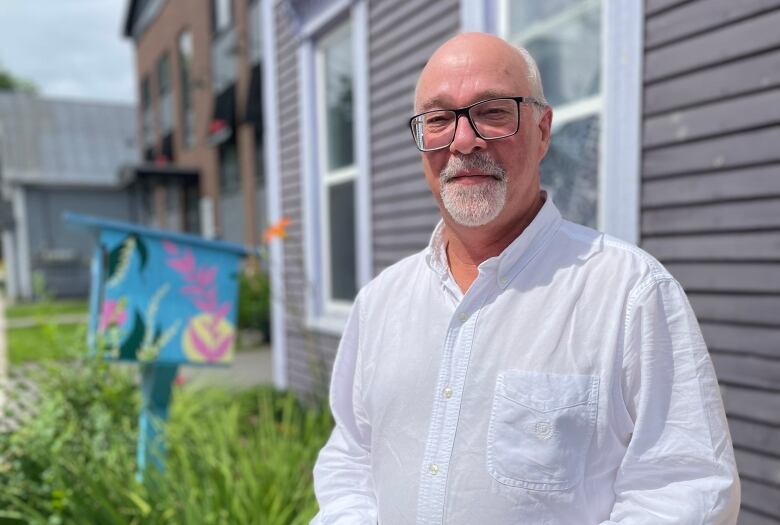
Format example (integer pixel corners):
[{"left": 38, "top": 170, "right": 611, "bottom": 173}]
[{"left": 440, "top": 153, "right": 507, "bottom": 183}]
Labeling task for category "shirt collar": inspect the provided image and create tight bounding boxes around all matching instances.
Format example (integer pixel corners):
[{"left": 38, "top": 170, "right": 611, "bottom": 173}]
[{"left": 425, "top": 192, "right": 562, "bottom": 289}]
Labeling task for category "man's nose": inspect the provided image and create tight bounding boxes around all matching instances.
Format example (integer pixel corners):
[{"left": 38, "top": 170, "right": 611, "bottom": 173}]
[{"left": 449, "top": 114, "right": 486, "bottom": 155}]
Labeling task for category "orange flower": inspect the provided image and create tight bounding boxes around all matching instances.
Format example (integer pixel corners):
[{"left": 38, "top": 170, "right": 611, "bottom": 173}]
[{"left": 263, "top": 216, "right": 291, "bottom": 243}]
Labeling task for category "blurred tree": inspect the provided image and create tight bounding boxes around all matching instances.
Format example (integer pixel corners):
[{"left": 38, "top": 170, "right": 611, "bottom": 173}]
[{"left": 0, "top": 66, "right": 36, "bottom": 93}]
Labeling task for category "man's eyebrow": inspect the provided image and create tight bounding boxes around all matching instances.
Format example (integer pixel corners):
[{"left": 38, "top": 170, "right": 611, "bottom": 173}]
[{"left": 418, "top": 90, "right": 517, "bottom": 112}]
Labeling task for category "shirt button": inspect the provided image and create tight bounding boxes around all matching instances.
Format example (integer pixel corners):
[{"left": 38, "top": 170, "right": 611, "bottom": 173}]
[
  {"left": 458, "top": 312, "right": 467, "bottom": 322},
  {"left": 428, "top": 463, "right": 439, "bottom": 475},
  {"left": 442, "top": 386, "right": 453, "bottom": 399},
  {"left": 499, "top": 276, "right": 508, "bottom": 285}
]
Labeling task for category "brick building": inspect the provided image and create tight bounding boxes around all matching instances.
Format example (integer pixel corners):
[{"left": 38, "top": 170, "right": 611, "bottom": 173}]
[{"left": 123, "top": 0, "right": 265, "bottom": 244}]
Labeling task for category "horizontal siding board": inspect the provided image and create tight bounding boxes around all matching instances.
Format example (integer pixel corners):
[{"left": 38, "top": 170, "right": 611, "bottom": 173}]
[
  {"left": 711, "top": 352, "right": 780, "bottom": 391},
  {"left": 736, "top": 449, "right": 780, "bottom": 489},
  {"left": 369, "top": 0, "right": 430, "bottom": 34},
  {"left": 644, "top": 10, "right": 780, "bottom": 82},
  {"left": 642, "top": 232, "right": 780, "bottom": 261},
  {"left": 644, "top": 49, "right": 780, "bottom": 115},
  {"left": 729, "top": 418, "right": 780, "bottom": 457},
  {"left": 740, "top": 478, "right": 780, "bottom": 520},
  {"left": 645, "top": 0, "right": 691, "bottom": 16},
  {"left": 370, "top": 0, "right": 455, "bottom": 59},
  {"left": 667, "top": 262, "right": 780, "bottom": 293},
  {"left": 372, "top": 75, "right": 420, "bottom": 115},
  {"left": 645, "top": 0, "right": 780, "bottom": 48},
  {"left": 370, "top": 17, "right": 458, "bottom": 87},
  {"left": 642, "top": 198, "right": 780, "bottom": 235},
  {"left": 643, "top": 126, "right": 780, "bottom": 178},
  {"left": 373, "top": 178, "right": 431, "bottom": 202},
  {"left": 641, "top": 166, "right": 780, "bottom": 207},
  {"left": 721, "top": 384, "right": 780, "bottom": 425},
  {"left": 643, "top": 89, "right": 780, "bottom": 148},
  {"left": 689, "top": 293, "right": 780, "bottom": 325},
  {"left": 373, "top": 193, "right": 439, "bottom": 216},
  {"left": 738, "top": 508, "right": 780, "bottom": 525},
  {"left": 701, "top": 322, "right": 780, "bottom": 358},
  {"left": 374, "top": 214, "right": 439, "bottom": 235}
]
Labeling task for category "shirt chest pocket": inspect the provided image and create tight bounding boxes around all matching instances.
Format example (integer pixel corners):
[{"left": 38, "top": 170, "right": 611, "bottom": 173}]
[{"left": 486, "top": 370, "right": 599, "bottom": 491}]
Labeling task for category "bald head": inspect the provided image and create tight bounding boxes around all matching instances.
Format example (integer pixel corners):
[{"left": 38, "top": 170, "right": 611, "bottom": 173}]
[{"left": 414, "top": 32, "right": 546, "bottom": 113}]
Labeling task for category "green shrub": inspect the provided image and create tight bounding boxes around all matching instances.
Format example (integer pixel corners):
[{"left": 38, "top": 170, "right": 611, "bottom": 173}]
[
  {"left": 237, "top": 270, "right": 271, "bottom": 342},
  {"left": 0, "top": 356, "right": 333, "bottom": 524}
]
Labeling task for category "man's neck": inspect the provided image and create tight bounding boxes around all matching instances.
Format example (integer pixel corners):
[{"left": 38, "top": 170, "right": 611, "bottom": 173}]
[{"left": 445, "top": 193, "right": 544, "bottom": 293}]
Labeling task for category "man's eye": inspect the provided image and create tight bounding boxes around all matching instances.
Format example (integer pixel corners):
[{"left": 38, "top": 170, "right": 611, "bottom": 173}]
[{"left": 478, "top": 108, "right": 510, "bottom": 118}]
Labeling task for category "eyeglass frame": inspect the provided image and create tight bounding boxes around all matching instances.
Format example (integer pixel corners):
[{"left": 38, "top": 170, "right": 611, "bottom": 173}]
[{"left": 409, "top": 96, "right": 546, "bottom": 152}]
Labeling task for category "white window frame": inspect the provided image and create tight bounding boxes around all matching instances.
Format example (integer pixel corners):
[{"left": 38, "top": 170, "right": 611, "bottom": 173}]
[
  {"left": 462, "top": 0, "right": 643, "bottom": 245},
  {"left": 299, "top": 0, "right": 372, "bottom": 335}
]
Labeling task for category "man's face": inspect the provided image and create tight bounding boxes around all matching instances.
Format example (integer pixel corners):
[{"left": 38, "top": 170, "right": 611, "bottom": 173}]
[{"left": 414, "top": 36, "right": 552, "bottom": 229}]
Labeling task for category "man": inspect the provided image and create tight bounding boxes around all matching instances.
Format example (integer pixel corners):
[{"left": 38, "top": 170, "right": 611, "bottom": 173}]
[{"left": 311, "top": 33, "right": 740, "bottom": 524}]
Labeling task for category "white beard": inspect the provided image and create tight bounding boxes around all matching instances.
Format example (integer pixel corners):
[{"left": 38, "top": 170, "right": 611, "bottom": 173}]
[{"left": 439, "top": 153, "right": 507, "bottom": 227}]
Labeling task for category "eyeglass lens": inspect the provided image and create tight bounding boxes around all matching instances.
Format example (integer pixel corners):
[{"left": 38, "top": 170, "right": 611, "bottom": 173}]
[{"left": 412, "top": 98, "right": 519, "bottom": 151}]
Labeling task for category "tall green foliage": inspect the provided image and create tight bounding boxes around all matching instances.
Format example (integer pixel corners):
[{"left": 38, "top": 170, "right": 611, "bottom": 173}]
[{"left": 0, "top": 354, "right": 333, "bottom": 524}]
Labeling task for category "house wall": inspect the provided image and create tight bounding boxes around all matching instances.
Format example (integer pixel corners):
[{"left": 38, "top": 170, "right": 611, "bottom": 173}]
[
  {"left": 130, "top": 0, "right": 264, "bottom": 244},
  {"left": 25, "top": 186, "right": 138, "bottom": 298},
  {"left": 641, "top": 2, "right": 780, "bottom": 522},
  {"left": 273, "top": 0, "right": 459, "bottom": 397},
  {"left": 369, "top": 0, "right": 458, "bottom": 273}
]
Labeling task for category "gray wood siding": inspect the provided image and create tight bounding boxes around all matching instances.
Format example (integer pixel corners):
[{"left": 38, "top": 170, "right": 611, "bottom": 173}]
[
  {"left": 369, "top": 0, "right": 460, "bottom": 273},
  {"left": 274, "top": 1, "right": 340, "bottom": 398},
  {"left": 279, "top": 0, "right": 460, "bottom": 396},
  {"left": 642, "top": 3, "right": 780, "bottom": 522}
]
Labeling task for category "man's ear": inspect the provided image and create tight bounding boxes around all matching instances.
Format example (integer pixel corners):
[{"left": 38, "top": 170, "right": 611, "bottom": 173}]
[{"left": 537, "top": 106, "right": 553, "bottom": 160}]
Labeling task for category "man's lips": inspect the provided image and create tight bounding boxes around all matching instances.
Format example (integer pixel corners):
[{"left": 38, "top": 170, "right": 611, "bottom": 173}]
[{"left": 446, "top": 172, "right": 500, "bottom": 184}]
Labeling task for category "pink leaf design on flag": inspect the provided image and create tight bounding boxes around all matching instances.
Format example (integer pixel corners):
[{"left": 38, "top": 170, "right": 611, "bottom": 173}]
[
  {"left": 181, "top": 285, "right": 204, "bottom": 297},
  {"left": 162, "top": 240, "right": 179, "bottom": 255},
  {"left": 195, "top": 298, "right": 217, "bottom": 312},
  {"left": 196, "top": 266, "right": 217, "bottom": 287},
  {"left": 168, "top": 250, "right": 195, "bottom": 276},
  {"left": 214, "top": 302, "right": 231, "bottom": 324}
]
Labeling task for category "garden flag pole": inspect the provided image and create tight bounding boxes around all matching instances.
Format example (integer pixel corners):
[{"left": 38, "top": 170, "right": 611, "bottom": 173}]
[{"left": 66, "top": 213, "right": 252, "bottom": 480}]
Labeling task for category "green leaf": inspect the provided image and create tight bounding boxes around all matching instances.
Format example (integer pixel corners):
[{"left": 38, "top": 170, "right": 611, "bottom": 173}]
[
  {"left": 134, "top": 234, "right": 149, "bottom": 273},
  {"left": 119, "top": 310, "right": 146, "bottom": 361}
]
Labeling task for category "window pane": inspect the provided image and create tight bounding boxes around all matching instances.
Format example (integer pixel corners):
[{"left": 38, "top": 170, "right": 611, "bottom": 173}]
[
  {"left": 328, "top": 180, "right": 357, "bottom": 301},
  {"left": 219, "top": 142, "right": 240, "bottom": 195},
  {"left": 507, "top": 1, "right": 600, "bottom": 108},
  {"left": 508, "top": 0, "right": 583, "bottom": 32},
  {"left": 322, "top": 24, "right": 354, "bottom": 171},
  {"left": 179, "top": 31, "right": 195, "bottom": 147},
  {"left": 541, "top": 115, "right": 599, "bottom": 228}
]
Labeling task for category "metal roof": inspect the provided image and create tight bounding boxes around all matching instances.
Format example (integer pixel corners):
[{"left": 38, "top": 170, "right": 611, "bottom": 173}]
[{"left": 0, "top": 91, "right": 138, "bottom": 188}]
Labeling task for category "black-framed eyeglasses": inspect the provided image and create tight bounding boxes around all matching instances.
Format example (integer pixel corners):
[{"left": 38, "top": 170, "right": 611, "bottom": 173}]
[{"left": 409, "top": 96, "right": 544, "bottom": 152}]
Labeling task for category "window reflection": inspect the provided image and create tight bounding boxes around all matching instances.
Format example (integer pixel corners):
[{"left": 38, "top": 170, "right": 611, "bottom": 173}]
[{"left": 541, "top": 116, "right": 599, "bottom": 228}]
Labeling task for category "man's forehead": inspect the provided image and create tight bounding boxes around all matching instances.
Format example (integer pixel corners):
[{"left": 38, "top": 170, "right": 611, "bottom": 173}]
[{"left": 418, "top": 89, "right": 518, "bottom": 112}]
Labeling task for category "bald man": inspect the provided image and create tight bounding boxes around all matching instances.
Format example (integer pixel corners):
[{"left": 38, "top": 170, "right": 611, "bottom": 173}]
[{"left": 311, "top": 33, "right": 740, "bottom": 524}]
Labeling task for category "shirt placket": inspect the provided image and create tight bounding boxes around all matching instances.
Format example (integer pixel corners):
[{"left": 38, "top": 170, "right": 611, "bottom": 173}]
[{"left": 416, "top": 285, "right": 485, "bottom": 525}]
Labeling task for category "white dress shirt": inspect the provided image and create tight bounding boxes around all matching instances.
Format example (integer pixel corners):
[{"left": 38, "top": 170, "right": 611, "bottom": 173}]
[{"left": 312, "top": 197, "right": 740, "bottom": 524}]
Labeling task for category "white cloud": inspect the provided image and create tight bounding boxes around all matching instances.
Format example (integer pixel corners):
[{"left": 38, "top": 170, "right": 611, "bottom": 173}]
[{"left": 0, "top": 0, "right": 136, "bottom": 104}]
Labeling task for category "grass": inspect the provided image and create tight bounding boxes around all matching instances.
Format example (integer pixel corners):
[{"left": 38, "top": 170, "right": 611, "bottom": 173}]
[
  {"left": 7, "top": 323, "right": 88, "bottom": 364},
  {"left": 0, "top": 352, "right": 333, "bottom": 524},
  {"left": 5, "top": 299, "right": 88, "bottom": 320}
]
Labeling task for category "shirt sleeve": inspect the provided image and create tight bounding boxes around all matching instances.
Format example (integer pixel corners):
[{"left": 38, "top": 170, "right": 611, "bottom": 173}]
[
  {"left": 601, "top": 278, "right": 740, "bottom": 524},
  {"left": 311, "top": 290, "right": 378, "bottom": 525}
]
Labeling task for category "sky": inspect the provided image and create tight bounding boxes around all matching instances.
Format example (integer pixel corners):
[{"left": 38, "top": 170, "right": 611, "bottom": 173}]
[{"left": 0, "top": 0, "right": 136, "bottom": 105}]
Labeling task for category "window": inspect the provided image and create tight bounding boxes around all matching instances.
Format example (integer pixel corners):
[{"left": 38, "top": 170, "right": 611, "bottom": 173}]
[
  {"left": 140, "top": 75, "right": 154, "bottom": 148},
  {"left": 501, "top": 0, "right": 601, "bottom": 227},
  {"left": 316, "top": 20, "right": 357, "bottom": 307},
  {"left": 178, "top": 31, "right": 195, "bottom": 148},
  {"left": 213, "top": 0, "right": 233, "bottom": 35},
  {"left": 157, "top": 52, "right": 173, "bottom": 134},
  {"left": 218, "top": 141, "right": 240, "bottom": 195}
]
